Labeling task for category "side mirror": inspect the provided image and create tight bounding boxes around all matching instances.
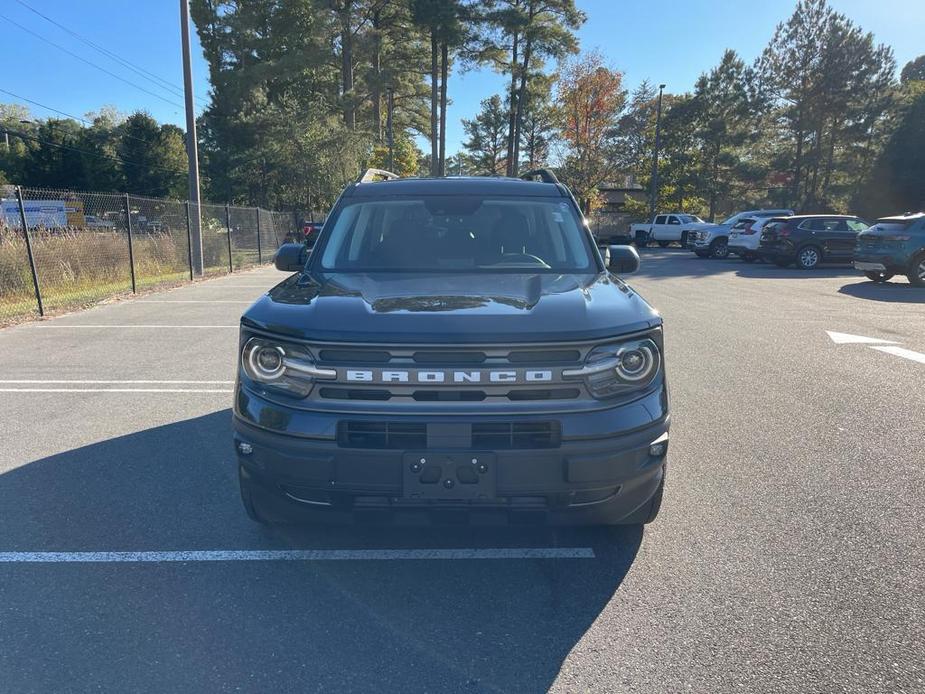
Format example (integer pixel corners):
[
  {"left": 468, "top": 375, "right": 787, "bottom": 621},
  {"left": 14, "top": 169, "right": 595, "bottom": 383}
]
[
  {"left": 274, "top": 243, "right": 308, "bottom": 272},
  {"left": 606, "top": 244, "right": 640, "bottom": 274}
]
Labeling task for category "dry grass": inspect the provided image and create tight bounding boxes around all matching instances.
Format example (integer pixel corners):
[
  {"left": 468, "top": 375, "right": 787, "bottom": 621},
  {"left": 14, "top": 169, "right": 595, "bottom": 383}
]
[{"left": 0, "top": 228, "right": 241, "bottom": 323}]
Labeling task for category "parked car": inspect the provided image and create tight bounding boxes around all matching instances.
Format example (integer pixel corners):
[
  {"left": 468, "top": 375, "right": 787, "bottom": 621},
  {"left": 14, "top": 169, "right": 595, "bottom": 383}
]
[
  {"left": 234, "top": 169, "right": 669, "bottom": 526},
  {"left": 689, "top": 209, "right": 794, "bottom": 259},
  {"left": 302, "top": 219, "right": 324, "bottom": 247},
  {"left": 757, "top": 214, "right": 870, "bottom": 269},
  {"left": 629, "top": 213, "right": 712, "bottom": 247},
  {"left": 853, "top": 212, "right": 925, "bottom": 286},
  {"left": 727, "top": 217, "right": 778, "bottom": 262},
  {"left": 83, "top": 214, "right": 115, "bottom": 230}
]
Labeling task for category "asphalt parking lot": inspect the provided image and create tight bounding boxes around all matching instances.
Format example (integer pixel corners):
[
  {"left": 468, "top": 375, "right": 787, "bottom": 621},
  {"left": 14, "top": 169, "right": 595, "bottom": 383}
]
[{"left": 0, "top": 250, "right": 923, "bottom": 693}]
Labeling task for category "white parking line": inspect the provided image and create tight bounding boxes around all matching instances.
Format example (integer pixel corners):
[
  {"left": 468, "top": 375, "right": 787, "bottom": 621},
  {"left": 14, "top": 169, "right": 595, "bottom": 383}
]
[
  {"left": 869, "top": 345, "right": 925, "bottom": 365},
  {"left": 32, "top": 325, "right": 239, "bottom": 329},
  {"left": 0, "top": 388, "right": 232, "bottom": 393},
  {"left": 179, "top": 285, "right": 272, "bottom": 289},
  {"left": 0, "top": 380, "right": 234, "bottom": 384},
  {"left": 0, "top": 548, "right": 595, "bottom": 562}
]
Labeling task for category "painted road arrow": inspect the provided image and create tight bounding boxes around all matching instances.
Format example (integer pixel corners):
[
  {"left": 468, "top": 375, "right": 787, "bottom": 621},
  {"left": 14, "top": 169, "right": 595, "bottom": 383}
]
[
  {"left": 828, "top": 330, "right": 925, "bottom": 365},
  {"left": 825, "top": 331, "right": 897, "bottom": 345}
]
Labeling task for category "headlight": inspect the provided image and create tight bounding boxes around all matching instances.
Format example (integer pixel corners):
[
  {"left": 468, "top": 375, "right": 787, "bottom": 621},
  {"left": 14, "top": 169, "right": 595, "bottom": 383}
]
[
  {"left": 240, "top": 336, "right": 335, "bottom": 398},
  {"left": 564, "top": 337, "right": 661, "bottom": 398}
]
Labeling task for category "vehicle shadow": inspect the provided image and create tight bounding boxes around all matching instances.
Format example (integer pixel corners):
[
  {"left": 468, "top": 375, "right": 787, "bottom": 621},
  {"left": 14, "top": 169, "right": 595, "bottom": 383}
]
[
  {"left": 838, "top": 279, "right": 925, "bottom": 303},
  {"left": 0, "top": 410, "right": 642, "bottom": 692},
  {"left": 630, "top": 247, "right": 857, "bottom": 281}
]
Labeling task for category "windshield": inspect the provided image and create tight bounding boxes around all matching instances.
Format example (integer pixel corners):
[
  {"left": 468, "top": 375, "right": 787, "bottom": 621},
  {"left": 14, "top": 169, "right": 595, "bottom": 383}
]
[
  {"left": 720, "top": 214, "right": 738, "bottom": 225},
  {"left": 678, "top": 215, "right": 704, "bottom": 223},
  {"left": 315, "top": 195, "right": 598, "bottom": 273}
]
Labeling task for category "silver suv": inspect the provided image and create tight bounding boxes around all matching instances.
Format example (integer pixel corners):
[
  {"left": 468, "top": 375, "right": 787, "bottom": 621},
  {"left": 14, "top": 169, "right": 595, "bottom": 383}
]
[{"left": 688, "top": 209, "right": 794, "bottom": 259}]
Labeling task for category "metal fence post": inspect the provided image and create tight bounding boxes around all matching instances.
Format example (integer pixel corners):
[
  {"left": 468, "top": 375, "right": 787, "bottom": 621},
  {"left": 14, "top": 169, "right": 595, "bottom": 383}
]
[
  {"left": 15, "top": 186, "right": 44, "bottom": 317},
  {"left": 225, "top": 204, "right": 234, "bottom": 273},
  {"left": 185, "top": 201, "right": 194, "bottom": 281},
  {"left": 255, "top": 207, "right": 262, "bottom": 263},
  {"left": 123, "top": 193, "right": 137, "bottom": 293}
]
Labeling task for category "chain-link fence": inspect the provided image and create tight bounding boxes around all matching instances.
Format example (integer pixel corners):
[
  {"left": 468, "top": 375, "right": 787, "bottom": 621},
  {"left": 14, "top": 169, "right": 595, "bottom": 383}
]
[{"left": 0, "top": 185, "right": 298, "bottom": 324}]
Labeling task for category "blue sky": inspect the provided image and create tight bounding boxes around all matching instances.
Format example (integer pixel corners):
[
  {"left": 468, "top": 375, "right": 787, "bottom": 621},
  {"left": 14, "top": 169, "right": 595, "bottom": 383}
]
[{"left": 1, "top": 0, "right": 922, "bottom": 156}]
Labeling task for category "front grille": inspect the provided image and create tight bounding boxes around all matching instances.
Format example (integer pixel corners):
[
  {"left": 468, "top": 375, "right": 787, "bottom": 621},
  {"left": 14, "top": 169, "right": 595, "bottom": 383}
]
[
  {"left": 338, "top": 421, "right": 561, "bottom": 449},
  {"left": 472, "top": 422, "right": 560, "bottom": 449},
  {"left": 339, "top": 421, "right": 427, "bottom": 449},
  {"left": 319, "top": 388, "right": 580, "bottom": 402},
  {"left": 309, "top": 341, "right": 594, "bottom": 405}
]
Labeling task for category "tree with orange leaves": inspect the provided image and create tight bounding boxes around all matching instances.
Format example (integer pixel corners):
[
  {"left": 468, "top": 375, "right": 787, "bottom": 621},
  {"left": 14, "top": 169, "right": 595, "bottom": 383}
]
[{"left": 555, "top": 50, "right": 626, "bottom": 213}]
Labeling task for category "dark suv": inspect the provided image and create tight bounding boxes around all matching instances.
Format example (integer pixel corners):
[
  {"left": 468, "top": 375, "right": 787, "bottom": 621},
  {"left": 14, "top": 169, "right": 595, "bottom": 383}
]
[
  {"left": 757, "top": 214, "right": 870, "bottom": 269},
  {"left": 854, "top": 213, "right": 925, "bottom": 286},
  {"left": 233, "top": 170, "right": 669, "bottom": 526}
]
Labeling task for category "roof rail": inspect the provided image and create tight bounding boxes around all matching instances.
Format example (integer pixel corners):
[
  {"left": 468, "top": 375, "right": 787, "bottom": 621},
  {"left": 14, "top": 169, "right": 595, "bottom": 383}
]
[
  {"left": 518, "top": 168, "right": 559, "bottom": 184},
  {"left": 357, "top": 168, "right": 399, "bottom": 183}
]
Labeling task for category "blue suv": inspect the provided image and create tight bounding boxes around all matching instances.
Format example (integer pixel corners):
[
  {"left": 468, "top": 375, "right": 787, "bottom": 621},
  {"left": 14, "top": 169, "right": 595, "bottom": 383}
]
[{"left": 854, "top": 213, "right": 925, "bottom": 286}]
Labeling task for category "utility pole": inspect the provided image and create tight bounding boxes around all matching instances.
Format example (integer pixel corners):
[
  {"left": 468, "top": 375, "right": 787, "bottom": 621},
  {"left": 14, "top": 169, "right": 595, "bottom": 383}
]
[
  {"left": 180, "top": 0, "right": 203, "bottom": 276},
  {"left": 649, "top": 83, "right": 666, "bottom": 219},
  {"left": 386, "top": 87, "right": 394, "bottom": 172}
]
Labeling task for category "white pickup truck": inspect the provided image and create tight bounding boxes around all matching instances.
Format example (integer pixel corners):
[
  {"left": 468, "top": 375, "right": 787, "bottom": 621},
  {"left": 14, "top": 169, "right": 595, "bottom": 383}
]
[{"left": 629, "top": 213, "right": 712, "bottom": 247}]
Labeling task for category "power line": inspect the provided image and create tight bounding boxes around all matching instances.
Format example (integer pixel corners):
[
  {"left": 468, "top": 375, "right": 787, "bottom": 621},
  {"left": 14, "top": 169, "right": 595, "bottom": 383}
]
[
  {"left": 0, "top": 12, "right": 185, "bottom": 110},
  {"left": 0, "top": 87, "right": 164, "bottom": 148},
  {"left": 12, "top": 0, "right": 209, "bottom": 107},
  {"left": 4, "top": 128, "right": 185, "bottom": 176}
]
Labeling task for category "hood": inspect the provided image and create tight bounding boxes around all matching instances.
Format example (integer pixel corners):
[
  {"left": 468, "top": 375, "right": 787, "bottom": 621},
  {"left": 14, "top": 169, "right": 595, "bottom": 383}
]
[
  {"left": 683, "top": 222, "right": 714, "bottom": 230},
  {"left": 242, "top": 271, "right": 661, "bottom": 343}
]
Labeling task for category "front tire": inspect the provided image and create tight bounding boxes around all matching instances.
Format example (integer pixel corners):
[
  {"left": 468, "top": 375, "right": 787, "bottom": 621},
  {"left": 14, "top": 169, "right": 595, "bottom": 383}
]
[
  {"left": 709, "top": 238, "right": 729, "bottom": 259},
  {"left": 907, "top": 253, "right": 925, "bottom": 287},
  {"left": 865, "top": 271, "right": 894, "bottom": 283},
  {"left": 796, "top": 245, "right": 822, "bottom": 270}
]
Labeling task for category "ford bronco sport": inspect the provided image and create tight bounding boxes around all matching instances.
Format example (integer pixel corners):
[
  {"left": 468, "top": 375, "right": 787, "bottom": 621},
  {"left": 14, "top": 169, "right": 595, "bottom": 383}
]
[{"left": 233, "top": 169, "right": 669, "bottom": 525}]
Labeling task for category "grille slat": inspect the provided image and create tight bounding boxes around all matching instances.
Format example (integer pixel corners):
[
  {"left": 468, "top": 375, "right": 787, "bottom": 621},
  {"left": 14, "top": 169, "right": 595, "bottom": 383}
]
[{"left": 338, "top": 421, "right": 560, "bottom": 449}]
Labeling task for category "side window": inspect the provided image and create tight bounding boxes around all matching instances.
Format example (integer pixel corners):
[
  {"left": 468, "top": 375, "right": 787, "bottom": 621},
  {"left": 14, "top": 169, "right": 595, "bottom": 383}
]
[
  {"left": 667, "top": 215, "right": 680, "bottom": 225},
  {"left": 808, "top": 219, "right": 826, "bottom": 231},
  {"left": 654, "top": 215, "right": 667, "bottom": 225}
]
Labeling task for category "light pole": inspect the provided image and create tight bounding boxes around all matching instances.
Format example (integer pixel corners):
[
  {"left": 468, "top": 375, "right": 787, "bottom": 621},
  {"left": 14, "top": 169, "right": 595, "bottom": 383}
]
[
  {"left": 649, "top": 83, "right": 666, "bottom": 219},
  {"left": 386, "top": 86, "right": 394, "bottom": 172},
  {"left": 180, "top": 0, "right": 203, "bottom": 276}
]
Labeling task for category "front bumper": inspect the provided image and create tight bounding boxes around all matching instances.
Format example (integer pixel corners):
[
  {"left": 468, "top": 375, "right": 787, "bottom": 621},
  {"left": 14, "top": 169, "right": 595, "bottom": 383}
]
[{"left": 233, "top": 385, "right": 669, "bottom": 525}]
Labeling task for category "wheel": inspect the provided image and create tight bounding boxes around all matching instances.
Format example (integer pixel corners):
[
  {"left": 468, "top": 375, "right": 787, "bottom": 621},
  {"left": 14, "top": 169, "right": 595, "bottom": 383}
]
[
  {"left": 239, "top": 464, "right": 270, "bottom": 524},
  {"left": 795, "top": 245, "right": 822, "bottom": 270},
  {"left": 619, "top": 477, "right": 664, "bottom": 525},
  {"left": 907, "top": 253, "right": 925, "bottom": 287},
  {"left": 658, "top": 240, "right": 671, "bottom": 248},
  {"left": 742, "top": 253, "right": 756, "bottom": 263},
  {"left": 708, "top": 237, "right": 729, "bottom": 259},
  {"left": 694, "top": 250, "right": 710, "bottom": 258},
  {"left": 633, "top": 231, "right": 649, "bottom": 248},
  {"left": 865, "top": 271, "right": 894, "bottom": 283}
]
